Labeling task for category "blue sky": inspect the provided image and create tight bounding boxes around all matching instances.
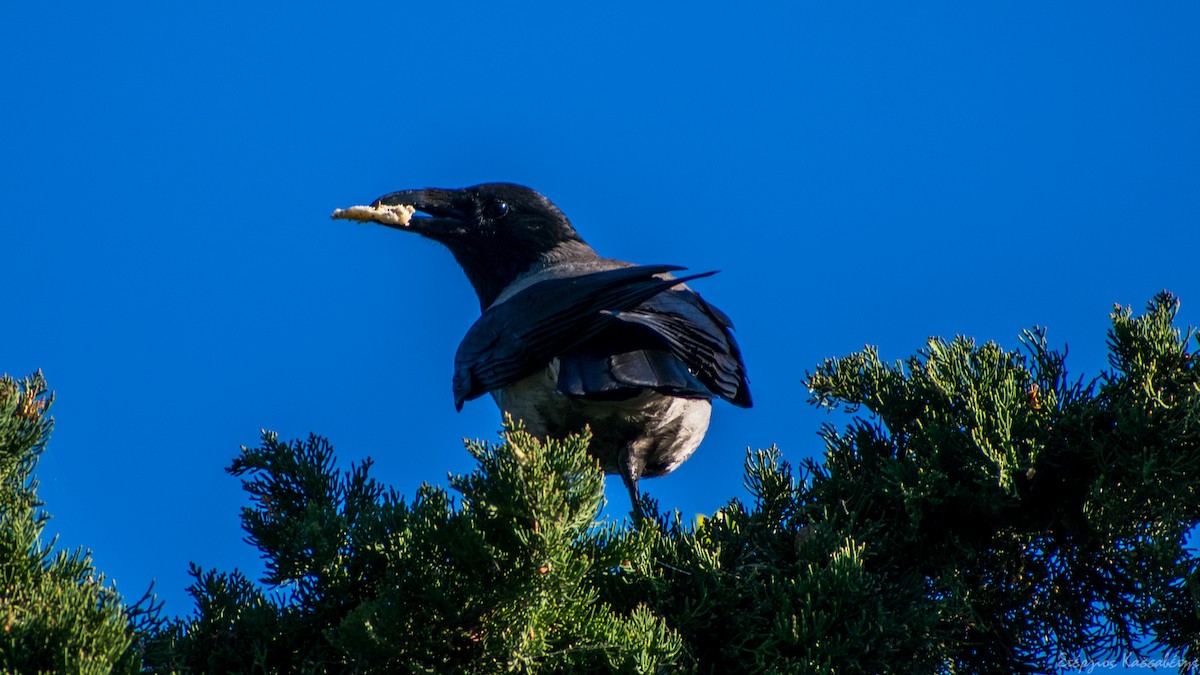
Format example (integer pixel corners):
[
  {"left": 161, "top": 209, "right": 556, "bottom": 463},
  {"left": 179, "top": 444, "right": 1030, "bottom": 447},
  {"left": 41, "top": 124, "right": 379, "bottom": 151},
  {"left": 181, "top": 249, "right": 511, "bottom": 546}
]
[{"left": 2, "top": 0, "right": 1198, "bottom": 658}]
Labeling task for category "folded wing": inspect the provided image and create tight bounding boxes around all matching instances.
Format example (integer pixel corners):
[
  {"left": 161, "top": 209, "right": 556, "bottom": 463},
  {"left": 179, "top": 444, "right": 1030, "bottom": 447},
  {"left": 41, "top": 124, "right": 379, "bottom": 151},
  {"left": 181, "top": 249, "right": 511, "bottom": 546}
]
[
  {"left": 592, "top": 287, "right": 752, "bottom": 408},
  {"left": 452, "top": 265, "right": 712, "bottom": 408}
]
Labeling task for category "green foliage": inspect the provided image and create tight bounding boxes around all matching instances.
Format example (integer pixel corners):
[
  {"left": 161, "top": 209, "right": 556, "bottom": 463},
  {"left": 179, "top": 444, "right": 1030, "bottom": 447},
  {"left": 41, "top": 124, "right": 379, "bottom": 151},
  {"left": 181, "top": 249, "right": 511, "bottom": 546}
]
[
  {"left": 599, "top": 455, "right": 941, "bottom": 673},
  {"left": 0, "top": 372, "right": 150, "bottom": 674},
  {"left": 144, "top": 424, "right": 682, "bottom": 673},
  {"left": 7, "top": 293, "right": 1200, "bottom": 672},
  {"left": 805, "top": 290, "right": 1200, "bottom": 671}
]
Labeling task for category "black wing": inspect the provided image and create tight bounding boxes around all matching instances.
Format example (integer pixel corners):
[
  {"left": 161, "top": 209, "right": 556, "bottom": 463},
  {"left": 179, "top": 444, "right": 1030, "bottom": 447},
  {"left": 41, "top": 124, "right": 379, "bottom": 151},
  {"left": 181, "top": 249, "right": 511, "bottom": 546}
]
[
  {"left": 557, "top": 285, "right": 752, "bottom": 408},
  {"left": 452, "top": 265, "right": 716, "bottom": 409}
]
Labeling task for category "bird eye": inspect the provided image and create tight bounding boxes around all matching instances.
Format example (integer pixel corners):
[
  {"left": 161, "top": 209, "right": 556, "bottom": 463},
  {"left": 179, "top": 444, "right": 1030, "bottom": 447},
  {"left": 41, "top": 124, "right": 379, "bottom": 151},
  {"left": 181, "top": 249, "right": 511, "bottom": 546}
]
[{"left": 483, "top": 201, "right": 509, "bottom": 219}]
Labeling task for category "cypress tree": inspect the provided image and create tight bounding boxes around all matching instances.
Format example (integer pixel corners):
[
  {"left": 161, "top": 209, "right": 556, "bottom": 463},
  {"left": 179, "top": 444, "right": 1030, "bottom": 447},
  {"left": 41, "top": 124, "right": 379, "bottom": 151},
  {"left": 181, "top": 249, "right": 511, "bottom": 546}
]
[
  {"left": 7, "top": 292, "right": 1200, "bottom": 672},
  {"left": 0, "top": 372, "right": 153, "bottom": 674}
]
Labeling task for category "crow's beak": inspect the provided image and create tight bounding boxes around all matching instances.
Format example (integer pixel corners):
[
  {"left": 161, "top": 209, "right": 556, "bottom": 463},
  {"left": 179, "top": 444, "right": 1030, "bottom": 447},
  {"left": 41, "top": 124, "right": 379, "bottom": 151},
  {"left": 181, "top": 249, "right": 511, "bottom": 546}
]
[{"left": 373, "top": 188, "right": 469, "bottom": 236}]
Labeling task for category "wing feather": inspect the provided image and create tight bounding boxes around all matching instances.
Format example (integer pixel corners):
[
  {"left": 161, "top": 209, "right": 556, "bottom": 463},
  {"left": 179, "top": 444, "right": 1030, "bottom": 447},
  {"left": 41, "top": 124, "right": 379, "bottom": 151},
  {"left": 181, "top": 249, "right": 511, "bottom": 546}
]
[
  {"left": 452, "top": 264, "right": 751, "bottom": 410},
  {"left": 452, "top": 265, "right": 715, "bottom": 408}
]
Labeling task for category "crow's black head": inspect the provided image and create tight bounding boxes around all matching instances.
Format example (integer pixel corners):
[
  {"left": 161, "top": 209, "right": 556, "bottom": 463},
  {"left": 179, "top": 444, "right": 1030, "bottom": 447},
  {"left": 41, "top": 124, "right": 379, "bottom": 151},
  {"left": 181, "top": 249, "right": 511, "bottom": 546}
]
[{"left": 372, "top": 183, "right": 591, "bottom": 308}]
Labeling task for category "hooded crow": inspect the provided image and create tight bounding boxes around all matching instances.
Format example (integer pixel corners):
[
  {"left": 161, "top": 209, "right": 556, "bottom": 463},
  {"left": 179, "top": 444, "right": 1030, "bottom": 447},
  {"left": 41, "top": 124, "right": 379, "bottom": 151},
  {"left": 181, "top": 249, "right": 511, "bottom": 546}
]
[{"left": 344, "top": 183, "right": 751, "bottom": 518}]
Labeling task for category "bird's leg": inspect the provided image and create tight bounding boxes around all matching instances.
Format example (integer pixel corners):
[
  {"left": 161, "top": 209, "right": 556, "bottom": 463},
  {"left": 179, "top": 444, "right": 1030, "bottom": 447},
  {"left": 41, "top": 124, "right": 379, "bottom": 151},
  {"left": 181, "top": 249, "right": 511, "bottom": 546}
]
[{"left": 618, "top": 444, "right": 647, "bottom": 524}]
